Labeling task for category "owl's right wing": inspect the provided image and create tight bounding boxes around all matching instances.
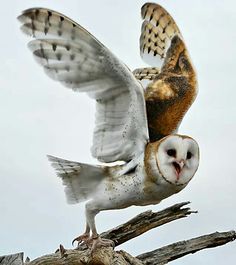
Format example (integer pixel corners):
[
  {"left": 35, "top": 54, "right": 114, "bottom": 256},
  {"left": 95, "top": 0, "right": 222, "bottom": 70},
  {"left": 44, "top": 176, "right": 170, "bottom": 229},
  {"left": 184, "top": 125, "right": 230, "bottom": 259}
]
[
  {"left": 18, "top": 8, "right": 149, "bottom": 163},
  {"left": 133, "top": 67, "right": 160, "bottom": 81}
]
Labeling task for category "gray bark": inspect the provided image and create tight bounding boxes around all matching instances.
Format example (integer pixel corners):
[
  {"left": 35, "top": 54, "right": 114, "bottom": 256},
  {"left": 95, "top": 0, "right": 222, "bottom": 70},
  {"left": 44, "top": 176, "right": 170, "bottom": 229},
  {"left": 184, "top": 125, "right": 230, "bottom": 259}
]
[
  {"left": 0, "top": 202, "right": 235, "bottom": 265},
  {"left": 137, "top": 231, "right": 236, "bottom": 264},
  {"left": 0, "top": 253, "right": 24, "bottom": 265},
  {"left": 101, "top": 201, "right": 195, "bottom": 247}
]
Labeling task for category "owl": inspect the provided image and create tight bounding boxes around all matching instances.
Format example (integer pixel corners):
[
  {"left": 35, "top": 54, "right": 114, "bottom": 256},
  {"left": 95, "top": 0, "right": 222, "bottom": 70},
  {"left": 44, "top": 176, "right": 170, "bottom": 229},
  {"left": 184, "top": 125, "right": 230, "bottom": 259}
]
[
  {"left": 48, "top": 135, "right": 199, "bottom": 248},
  {"left": 18, "top": 3, "right": 199, "bottom": 249}
]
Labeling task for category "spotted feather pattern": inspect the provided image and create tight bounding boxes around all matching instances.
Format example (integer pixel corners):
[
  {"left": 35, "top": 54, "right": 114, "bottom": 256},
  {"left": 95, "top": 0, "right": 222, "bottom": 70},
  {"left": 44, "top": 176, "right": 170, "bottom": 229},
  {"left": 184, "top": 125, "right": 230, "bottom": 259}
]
[
  {"left": 133, "top": 67, "right": 160, "bottom": 81},
  {"left": 18, "top": 8, "right": 149, "bottom": 163},
  {"left": 138, "top": 4, "right": 198, "bottom": 142},
  {"left": 140, "top": 3, "right": 181, "bottom": 67}
]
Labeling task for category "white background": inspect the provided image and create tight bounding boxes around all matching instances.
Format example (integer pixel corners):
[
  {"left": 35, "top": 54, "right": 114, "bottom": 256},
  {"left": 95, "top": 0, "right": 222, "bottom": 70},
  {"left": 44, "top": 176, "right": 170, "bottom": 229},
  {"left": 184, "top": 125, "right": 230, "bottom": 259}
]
[{"left": 0, "top": 1, "right": 236, "bottom": 264}]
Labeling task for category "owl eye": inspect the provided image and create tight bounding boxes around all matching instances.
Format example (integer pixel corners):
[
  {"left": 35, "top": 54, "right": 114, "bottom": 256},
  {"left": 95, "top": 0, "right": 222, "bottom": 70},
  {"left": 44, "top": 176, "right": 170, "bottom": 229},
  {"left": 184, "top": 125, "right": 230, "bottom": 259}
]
[
  {"left": 187, "top": 151, "right": 192, "bottom": 159},
  {"left": 167, "top": 149, "right": 176, "bottom": 157}
]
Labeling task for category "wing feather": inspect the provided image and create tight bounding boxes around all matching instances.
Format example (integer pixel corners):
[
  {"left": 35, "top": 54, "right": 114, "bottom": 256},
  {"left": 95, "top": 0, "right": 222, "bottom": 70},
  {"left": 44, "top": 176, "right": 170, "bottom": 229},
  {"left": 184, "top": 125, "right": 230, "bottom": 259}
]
[
  {"left": 47, "top": 155, "right": 105, "bottom": 203},
  {"left": 18, "top": 7, "right": 149, "bottom": 162},
  {"left": 140, "top": 3, "right": 181, "bottom": 67},
  {"left": 133, "top": 67, "right": 160, "bottom": 81}
]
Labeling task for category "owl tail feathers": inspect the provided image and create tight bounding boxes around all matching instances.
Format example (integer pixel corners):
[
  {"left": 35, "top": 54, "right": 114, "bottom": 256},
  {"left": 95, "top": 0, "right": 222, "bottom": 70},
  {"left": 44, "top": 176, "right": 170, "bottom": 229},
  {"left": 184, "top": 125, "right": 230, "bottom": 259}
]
[{"left": 47, "top": 155, "right": 106, "bottom": 204}]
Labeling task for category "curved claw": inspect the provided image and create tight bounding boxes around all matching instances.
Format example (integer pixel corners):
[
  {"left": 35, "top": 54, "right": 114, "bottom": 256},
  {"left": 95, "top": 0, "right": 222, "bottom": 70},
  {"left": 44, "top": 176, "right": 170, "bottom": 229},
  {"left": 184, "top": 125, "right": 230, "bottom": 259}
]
[
  {"left": 72, "top": 233, "right": 90, "bottom": 247},
  {"left": 72, "top": 237, "right": 81, "bottom": 246}
]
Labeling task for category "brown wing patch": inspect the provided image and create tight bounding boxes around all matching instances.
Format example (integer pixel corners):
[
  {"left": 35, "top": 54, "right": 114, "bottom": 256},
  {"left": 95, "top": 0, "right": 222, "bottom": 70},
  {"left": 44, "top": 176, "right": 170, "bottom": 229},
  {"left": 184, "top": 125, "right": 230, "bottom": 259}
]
[
  {"left": 142, "top": 29, "right": 197, "bottom": 141},
  {"left": 146, "top": 73, "right": 197, "bottom": 141},
  {"left": 145, "top": 79, "right": 176, "bottom": 100}
]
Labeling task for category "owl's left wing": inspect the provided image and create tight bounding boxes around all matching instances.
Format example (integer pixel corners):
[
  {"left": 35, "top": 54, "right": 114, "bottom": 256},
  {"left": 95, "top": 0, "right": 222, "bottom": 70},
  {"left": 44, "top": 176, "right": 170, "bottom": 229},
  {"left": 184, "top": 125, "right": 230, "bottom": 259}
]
[
  {"left": 137, "top": 3, "right": 198, "bottom": 142},
  {"left": 139, "top": 3, "right": 181, "bottom": 68},
  {"left": 18, "top": 8, "right": 149, "bottom": 163},
  {"left": 133, "top": 3, "right": 182, "bottom": 88}
]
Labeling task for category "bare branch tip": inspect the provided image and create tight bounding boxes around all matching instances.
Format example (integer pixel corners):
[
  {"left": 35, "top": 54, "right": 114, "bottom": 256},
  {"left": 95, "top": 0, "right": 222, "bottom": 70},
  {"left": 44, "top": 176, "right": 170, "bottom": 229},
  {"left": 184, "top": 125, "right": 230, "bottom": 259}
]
[
  {"left": 181, "top": 201, "right": 191, "bottom": 205},
  {"left": 173, "top": 201, "right": 191, "bottom": 209}
]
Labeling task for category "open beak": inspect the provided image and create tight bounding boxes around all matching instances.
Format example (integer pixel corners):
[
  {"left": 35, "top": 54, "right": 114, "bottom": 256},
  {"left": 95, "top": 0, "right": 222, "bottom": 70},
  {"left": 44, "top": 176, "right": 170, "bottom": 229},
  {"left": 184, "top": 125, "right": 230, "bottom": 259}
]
[{"left": 172, "top": 160, "right": 185, "bottom": 179}]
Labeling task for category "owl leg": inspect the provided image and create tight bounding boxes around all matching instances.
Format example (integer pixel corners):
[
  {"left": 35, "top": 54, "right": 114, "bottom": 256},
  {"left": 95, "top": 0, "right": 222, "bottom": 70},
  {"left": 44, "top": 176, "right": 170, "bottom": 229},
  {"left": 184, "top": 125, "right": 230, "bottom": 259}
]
[
  {"left": 85, "top": 202, "right": 115, "bottom": 250},
  {"left": 72, "top": 223, "right": 90, "bottom": 247}
]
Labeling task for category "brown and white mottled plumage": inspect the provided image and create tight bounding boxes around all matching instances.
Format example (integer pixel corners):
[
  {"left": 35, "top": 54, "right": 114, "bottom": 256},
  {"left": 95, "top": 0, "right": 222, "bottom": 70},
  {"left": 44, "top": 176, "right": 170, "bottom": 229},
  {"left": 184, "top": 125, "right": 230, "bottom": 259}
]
[
  {"left": 133, "top": 67, "right": 160, "bottom": 81},
  {"left": 18, "top": 3, "right": 199, "bottom": 249},
  {"left": 48, "top": 134, "right": 199, "bottom": 249},
  {"left": 134, "top": 3, "right": 198, "bottom": 142}
]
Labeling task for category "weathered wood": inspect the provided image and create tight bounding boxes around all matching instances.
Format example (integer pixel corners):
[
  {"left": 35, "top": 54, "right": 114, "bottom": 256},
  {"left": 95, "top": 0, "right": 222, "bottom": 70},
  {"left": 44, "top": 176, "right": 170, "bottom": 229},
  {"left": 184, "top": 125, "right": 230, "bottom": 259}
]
[
  {"left": 101, "top": 201, "right": 195, "bottom": 246},
  {"left": 12, "top": 248, "right": 140, "bottom": 265},
  {"left": 0, "top": 252, "right": 24, "bottom": 265},
  {"left": 117, "top": 251, "right": 143, "bottom": 265},
  {"left": 1, "top": 203, "right": 235, "bottom": 265},
  {"left": 137, "top": 230, "right": 236, "bottom": 264},
  {"left": 0, "top": 250, "right": 139, "bottom": 265}
]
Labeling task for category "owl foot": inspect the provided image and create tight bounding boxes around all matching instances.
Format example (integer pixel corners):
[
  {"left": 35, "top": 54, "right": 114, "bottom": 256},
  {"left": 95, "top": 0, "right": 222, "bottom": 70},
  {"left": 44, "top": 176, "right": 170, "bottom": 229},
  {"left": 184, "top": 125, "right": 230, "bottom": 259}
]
[
  {"left": 91, "top": 236, "right": 115, "bottom": 251},
  {"left": 72, "top": 232, "right": 90, "bottom": 248}
]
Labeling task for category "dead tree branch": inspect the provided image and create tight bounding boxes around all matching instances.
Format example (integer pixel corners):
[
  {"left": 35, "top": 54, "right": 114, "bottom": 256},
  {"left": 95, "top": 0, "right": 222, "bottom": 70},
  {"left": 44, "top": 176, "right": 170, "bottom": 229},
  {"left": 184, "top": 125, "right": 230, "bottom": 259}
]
[
  {"left": 0, "top": 202, "right": 235, "bottom": 265},
  {"left": 137, "top": 230, "right": 236, "bottom": 264},
  {"left": 101, "top": 201, "right": 195, "bottom": 246},
  {"left": 0, "top": 253, "right": 24, "bottom": 265}
]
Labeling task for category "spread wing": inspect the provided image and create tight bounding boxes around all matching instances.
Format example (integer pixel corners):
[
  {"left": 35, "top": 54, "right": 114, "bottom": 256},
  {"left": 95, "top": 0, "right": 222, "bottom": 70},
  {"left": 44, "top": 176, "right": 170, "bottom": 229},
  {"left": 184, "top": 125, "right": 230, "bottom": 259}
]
[
  {"left": 18, "top": 8, "right": 149, "bottom": 163},
  {"left": 137, "top": 3, "right": 197, "bottom": 142},
  {"left": 133, "top": 3, "right": 181, "bottom": 88},
  {"left": 139, "top": 3, "right": 181, "bottom": 68}
]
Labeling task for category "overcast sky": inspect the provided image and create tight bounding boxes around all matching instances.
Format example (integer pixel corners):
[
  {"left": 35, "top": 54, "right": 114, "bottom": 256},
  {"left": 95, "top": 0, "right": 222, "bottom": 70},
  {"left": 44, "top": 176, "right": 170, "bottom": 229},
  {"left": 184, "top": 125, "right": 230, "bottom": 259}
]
[{"left": 0, "top": 0, "right": 236, "bottom": 264}]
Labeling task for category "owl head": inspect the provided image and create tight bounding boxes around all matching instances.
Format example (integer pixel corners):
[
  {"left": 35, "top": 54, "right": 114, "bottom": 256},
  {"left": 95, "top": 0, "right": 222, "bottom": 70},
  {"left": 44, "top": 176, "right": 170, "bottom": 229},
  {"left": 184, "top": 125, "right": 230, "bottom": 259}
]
[
  {"left": 146, "top": 135, "right": 199, "bottom": 187},
  {"left": 155, "top": 134, "right": 199, "bottom": 186}
]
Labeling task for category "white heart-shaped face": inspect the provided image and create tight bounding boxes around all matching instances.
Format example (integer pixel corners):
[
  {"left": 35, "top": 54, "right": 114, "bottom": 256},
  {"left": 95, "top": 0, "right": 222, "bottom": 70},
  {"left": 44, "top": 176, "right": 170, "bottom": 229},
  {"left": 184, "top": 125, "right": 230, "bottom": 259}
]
[{"left": 156, "top": 135, "right": 199, "bottom": 185}]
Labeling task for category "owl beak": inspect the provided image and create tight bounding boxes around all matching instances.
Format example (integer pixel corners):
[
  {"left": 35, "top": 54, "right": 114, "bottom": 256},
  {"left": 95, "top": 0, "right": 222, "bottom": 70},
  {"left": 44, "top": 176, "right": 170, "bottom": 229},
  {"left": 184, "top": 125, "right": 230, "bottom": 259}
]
[{"left": 172, "top": 160, "right": 185, "bottom": 179}]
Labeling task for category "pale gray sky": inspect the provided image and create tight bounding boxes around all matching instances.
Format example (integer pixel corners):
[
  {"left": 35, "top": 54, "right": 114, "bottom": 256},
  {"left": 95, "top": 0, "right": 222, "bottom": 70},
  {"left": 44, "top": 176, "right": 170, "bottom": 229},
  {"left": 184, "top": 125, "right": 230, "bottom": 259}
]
[{"left": 0, "top": 0, "right": 236, "bottom": 264}]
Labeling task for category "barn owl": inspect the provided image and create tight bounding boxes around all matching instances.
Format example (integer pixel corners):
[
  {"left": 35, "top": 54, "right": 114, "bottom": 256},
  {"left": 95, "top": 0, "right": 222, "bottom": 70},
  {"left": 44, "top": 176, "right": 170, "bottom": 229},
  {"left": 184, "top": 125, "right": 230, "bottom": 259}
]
[
  {"left": 48, "top": 135, "right": 199, "bottom": 249},
  {"left": 18, "top": 3, "right": 199, "bottom": 249}
]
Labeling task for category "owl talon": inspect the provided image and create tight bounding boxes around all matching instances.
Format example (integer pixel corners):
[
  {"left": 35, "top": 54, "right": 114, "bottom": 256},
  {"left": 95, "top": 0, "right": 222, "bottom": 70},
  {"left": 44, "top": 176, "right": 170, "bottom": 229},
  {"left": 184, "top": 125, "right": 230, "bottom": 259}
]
[
  {"left": 72, "top": 233, "right": 90, "bottom": 247},
  {"left": 91, "top": 236, "right": 115, "bottom": 251}
]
